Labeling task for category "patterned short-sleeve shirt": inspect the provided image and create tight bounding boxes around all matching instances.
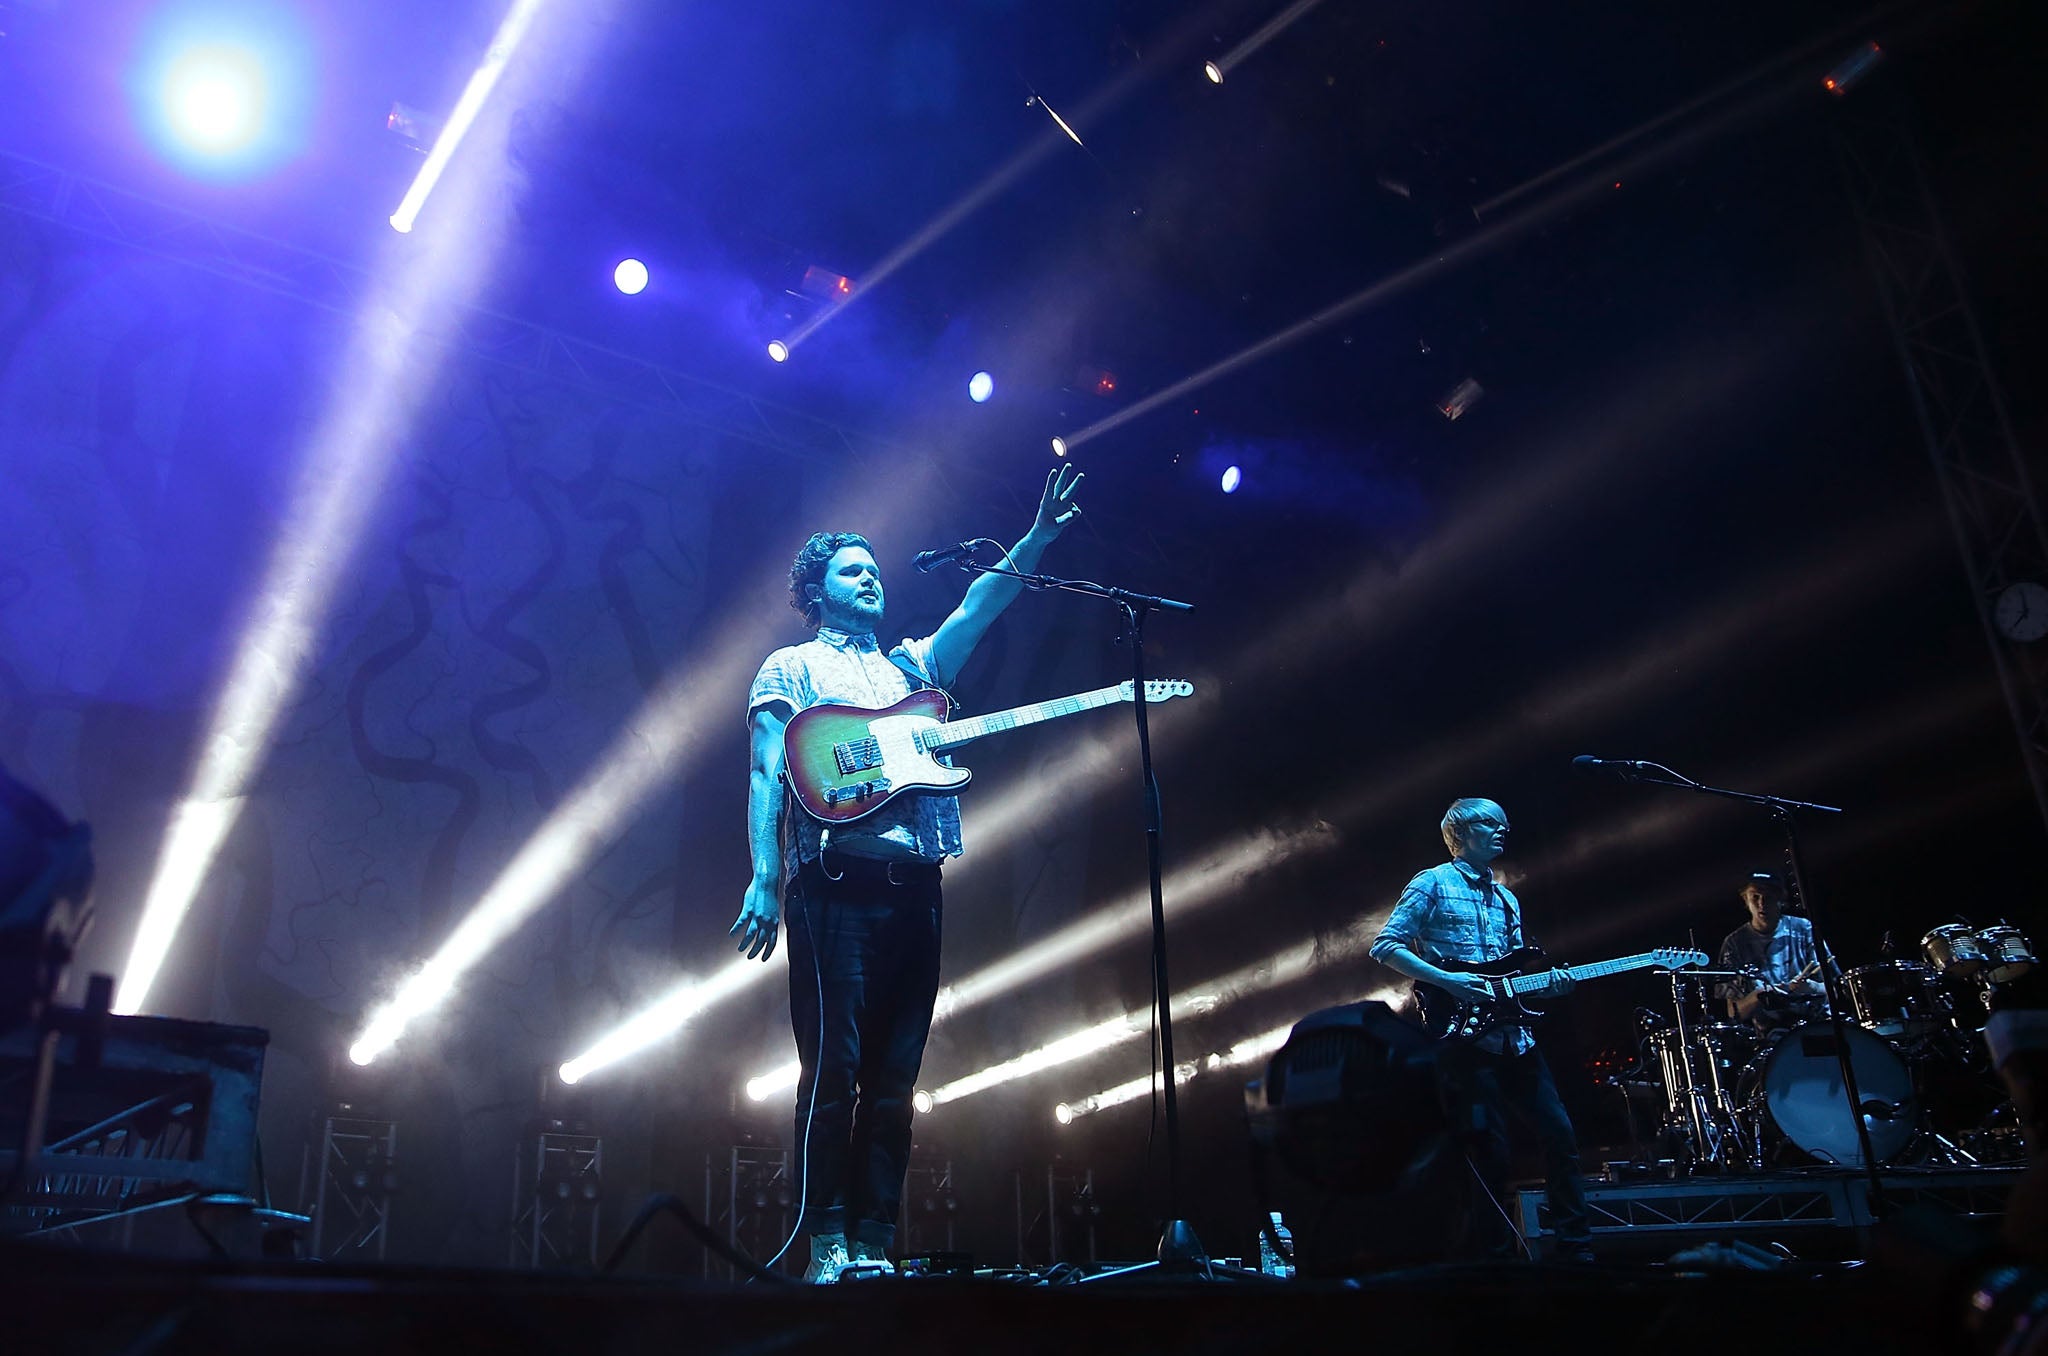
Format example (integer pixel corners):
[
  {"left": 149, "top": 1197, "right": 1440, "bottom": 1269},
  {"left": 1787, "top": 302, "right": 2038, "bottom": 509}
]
[
  {"left": 748, "top": 625, "right": 963, "bottom": 878},
  {"left": 1372, "top": 857, "right": 1533, "bottom": 1055}
]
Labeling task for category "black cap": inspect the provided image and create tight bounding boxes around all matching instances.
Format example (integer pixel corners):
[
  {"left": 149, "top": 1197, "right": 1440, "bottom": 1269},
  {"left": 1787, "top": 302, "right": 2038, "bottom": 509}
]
[{"left": 1743, "top": 871, "right": 1786, "bottom": 899}]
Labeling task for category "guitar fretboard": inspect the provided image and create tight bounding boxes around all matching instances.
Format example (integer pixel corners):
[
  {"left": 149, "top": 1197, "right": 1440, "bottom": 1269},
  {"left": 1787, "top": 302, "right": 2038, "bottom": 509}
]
[
  {"left": 1508, "top": 951, "right": 1684, "bottom": 995},
  {"left": 925, "top": 683, "right": 1129, "bottom": 751}
]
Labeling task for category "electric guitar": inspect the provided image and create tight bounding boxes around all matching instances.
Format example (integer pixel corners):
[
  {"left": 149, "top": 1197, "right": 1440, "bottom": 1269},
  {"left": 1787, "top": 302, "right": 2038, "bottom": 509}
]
[
  {"left": 1418, "top": 945, "right": 1710, "bottom": 1042},
  {"left": 783, "top": 679, "right": 1195, "bottom": 824}
]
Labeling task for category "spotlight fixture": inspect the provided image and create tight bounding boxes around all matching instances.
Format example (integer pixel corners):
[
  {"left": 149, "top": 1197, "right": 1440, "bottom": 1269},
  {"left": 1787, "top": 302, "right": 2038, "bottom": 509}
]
[
  {"left": 1823, "top": 41, "right": 1882, "bottom": 95},
  {"left": 1054, "top": 1103, "right": 1075, "bottom": 1126},
  {"left": 798, "top": 265, "right": 856, "bottom": 302},
  {"left": 389, "top": 0, "right": 549, "bottom": 232},
  {"left": 968, "top": 371, "right": 994, "bottom": 404},
  {"left": 384, "top": 101, "right": 437, "bottom": 150},
  {"left": 1050, "top": 436, "right": 1068, "bottom": 457},
  {"left": 1437, "top": 376, "right": 1483, "bottom": 420},
  {"left": 1069, "top": 365, "right": 1118, "bottom": 397},
  {"left": 912, "top": 1088, "right": 935, "bottom": 1115},
  {"left": 767, "top": 340, "right": 790, "bottom": 363},
  {"left": 1220, "top": 465, "right": 1242, "bottom": 494},
  {"left": 613, "top": 258, "right": 649, "bottom": 295},
  {"left": 1203, "top": 61, "right": 1224, "bottom": 84},
  {"left": 163, "top": 45, "right": 269, "bottom": 155}
]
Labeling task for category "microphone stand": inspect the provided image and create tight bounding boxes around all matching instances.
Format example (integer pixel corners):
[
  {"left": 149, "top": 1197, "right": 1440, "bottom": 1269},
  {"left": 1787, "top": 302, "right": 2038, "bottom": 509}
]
[
  {"left": 1590, "top": 761, "right": 1885, "bottom": 1214},
  {"left": 945, "top": 552, "right": 1244, "bottom": 1278}
]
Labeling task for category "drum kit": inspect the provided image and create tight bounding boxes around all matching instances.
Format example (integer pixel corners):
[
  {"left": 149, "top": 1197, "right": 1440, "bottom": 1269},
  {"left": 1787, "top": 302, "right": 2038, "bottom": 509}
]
[{"left": 1628, "top": 918, "right": 2034, "bottom": 1172}]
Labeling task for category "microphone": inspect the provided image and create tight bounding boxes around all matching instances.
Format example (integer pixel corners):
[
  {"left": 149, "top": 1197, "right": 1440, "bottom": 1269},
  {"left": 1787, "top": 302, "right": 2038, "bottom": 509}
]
[
  {"left": 1572, "top": 755, "right": 1652, "bottom": 774},
  {"left": 911, "top": 541, "right": 982, "bottom": 574}
]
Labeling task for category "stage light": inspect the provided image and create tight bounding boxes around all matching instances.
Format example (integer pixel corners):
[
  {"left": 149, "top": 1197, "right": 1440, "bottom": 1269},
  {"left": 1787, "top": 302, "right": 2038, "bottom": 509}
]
[
  {"left": 390, "top": 0, "right": 550, "bottom": 233},
  {"left": 1054, "top": 1103, "right": 1075, "bottom": 1125},
  {"left": 1061, "top": 1021, "right": 1297, "bottom": 1122},
  {"left": 121, "top": 0, "right": 615, "bottom": 1017},
  {"left": 798, "top": 266, "right": 856, "bottom": 301},
  {"left": 354, "top": 608, "right": 796, "bottom": 1063},
  {"left": 557, "top": 958, "right": 767, "bottom": 1085},
  {"left": 968, "top": 372, "right": 994, "bottom": 403},
  {"left": 614, "top": 259, "right": 649, "bottom": 295},
  {"left": 1824, "top": 41, "right": 1882, "bottom": 96},
  {"left": 927, "top": 931, "right": 1379, "bottom": 1108},
  {"left": 163, "top": 45, "right": 268, "bottom": 154},
  {"left": 912, "top": 1089, "right": 935, "bottom": 1115},
  {"left": 1050, "top": 436, "right": 1067, "bottom": 457},
  {"left": 1438, "top": 377, "right": 1483, "bottom": 420},
  {"left": 767, "top": 340, "right": 790, "bottom": 363},
  {"left": 1221, "top": 465, "right": 1241, "bottom": 494},
  {"left": 930, "top": 1013, "right": 1145, "bottom": 1106},
  {"left": 1205, "top": 0, "right": 1329, "bottom": 88}
]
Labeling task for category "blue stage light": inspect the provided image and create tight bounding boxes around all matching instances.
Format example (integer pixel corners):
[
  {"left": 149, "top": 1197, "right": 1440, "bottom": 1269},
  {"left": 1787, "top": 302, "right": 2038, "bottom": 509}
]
[
  {"left": 132, "top": 7, "right": 309, "bottom": 179},
  {"left": 1221, "top": 465, "right": 1242, "bottom": 494},
  {"left": 164, "top": 46, "right": 267, "bottom": 154},
  {"left": 968, "top": 371, "right": 994, "bottom": 403},
  {"left": 767, "top": 340, "right": 790, "bottom": 363},
  {"left": 614, "top": 259, "right": 649, "bottom": 295}
]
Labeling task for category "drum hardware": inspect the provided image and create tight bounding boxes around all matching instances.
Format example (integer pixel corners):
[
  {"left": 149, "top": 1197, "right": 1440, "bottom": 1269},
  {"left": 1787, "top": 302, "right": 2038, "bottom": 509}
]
[
  {"left": 1841, "top": 960, "right": 1948, "bottom": 1039},
  {"left": 1977, "top": 923, "right": 2036, "bottom": 984},
  {"left": 1734, "top": 1020, "right": 1919, "bottom": 1169},
  {"left": 1646, "top": 970, "right": 1757, "bottom": 1170}
]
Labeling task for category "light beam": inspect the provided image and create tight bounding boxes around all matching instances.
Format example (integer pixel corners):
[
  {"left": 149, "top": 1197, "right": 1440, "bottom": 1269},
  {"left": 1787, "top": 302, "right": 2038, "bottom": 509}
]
[{"left": 390, "top": 0, "right": 550, "bottom": 233}]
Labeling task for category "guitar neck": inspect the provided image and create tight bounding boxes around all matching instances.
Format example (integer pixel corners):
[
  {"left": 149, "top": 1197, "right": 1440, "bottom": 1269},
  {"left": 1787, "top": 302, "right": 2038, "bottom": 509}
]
[
  {"left": 1508, "top": 951, "right": 1667, "bottom": 995},
  {"left": 925, "top": 684, "right": 1129, "bottom": 751}
]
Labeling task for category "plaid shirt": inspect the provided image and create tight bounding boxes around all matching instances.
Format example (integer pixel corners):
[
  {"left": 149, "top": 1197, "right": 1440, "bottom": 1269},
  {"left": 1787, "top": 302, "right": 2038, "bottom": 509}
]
[
  {"left": 1372, "top": 857, "right": 1533, "bottom": 1055},
  {"left": 748, "top": 626, "right": 963, "bottom": 878}
]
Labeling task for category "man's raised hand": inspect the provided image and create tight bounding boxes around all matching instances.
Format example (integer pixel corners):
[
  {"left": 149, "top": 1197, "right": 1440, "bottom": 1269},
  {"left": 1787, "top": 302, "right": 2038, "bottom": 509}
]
[{"left": 1035, "top": 464, "right": 1084, "bottom": 536}]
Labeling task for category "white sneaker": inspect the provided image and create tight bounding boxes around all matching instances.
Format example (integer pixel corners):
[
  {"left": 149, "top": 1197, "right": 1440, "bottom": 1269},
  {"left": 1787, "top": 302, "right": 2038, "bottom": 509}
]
[
  {"left": 802, "top": 1234, "right": 850, "bottom": 1284},
  {"left": 843, "top": 1240, "right": 895, "bottom": 1278}
]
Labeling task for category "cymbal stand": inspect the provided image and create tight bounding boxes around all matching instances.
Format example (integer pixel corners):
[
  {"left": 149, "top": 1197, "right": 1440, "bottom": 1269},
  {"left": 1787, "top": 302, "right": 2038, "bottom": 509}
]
[{"left": 1663, "top": 970, "right": 1718, "bottom": 1168}]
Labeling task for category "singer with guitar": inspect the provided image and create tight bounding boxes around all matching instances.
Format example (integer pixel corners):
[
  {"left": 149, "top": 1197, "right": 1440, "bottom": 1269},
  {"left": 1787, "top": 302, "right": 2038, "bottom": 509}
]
[
  {"left": 1370, "top": 798, "right": 1595, "bottom": 1261},
  {"left": 731, "top": 465, "right": 1083, "bottom": 1282}
]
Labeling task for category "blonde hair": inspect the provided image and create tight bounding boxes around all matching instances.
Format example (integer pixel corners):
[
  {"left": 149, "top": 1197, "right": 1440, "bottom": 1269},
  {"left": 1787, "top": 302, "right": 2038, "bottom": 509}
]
[{"left": 1440, "top": 798, "right": 1505, "bottom": 856}]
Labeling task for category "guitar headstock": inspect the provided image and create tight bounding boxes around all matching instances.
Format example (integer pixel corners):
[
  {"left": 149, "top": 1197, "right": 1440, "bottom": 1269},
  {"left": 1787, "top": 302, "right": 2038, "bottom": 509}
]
[
  {"left": 1656, "top": 948, "right": 1713, "bottom": 970},
  {"left": 1120, "top": 678, "right": 1195, "bottom": 703}
]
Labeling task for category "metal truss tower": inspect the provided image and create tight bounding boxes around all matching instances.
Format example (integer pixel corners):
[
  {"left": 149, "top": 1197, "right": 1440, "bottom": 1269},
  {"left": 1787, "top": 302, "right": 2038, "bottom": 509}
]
[
  {"left": 509, "top": 1128, "right": 603, "bottom": 1268},
  {"left": 301, "top": 1115, "right": 397, "bottom": 1260},
  {"left": 1838, "top": 92, "right": 2048, "bottom": 833}
]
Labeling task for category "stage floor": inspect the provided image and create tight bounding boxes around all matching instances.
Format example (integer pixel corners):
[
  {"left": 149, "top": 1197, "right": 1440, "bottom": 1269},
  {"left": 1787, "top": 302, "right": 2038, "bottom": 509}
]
[{"left": 0, "top": 1231, "right": 1975, "bottom": 1356}]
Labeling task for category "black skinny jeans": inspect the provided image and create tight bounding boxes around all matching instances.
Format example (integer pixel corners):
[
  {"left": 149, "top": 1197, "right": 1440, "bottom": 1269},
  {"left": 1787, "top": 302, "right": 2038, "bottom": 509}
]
[
  {"left": 784, "top": 853, "right": 943, "bottom": 1249},
  {"left": 1436, "top": 1040, "right": 1592, "bottom": 1252}
]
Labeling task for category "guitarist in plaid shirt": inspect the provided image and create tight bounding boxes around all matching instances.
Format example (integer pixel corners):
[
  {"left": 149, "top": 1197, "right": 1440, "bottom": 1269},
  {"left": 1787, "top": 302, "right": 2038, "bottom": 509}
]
[{"left": 1370, "top": 797, "right": 1595, "bottom": 1261}]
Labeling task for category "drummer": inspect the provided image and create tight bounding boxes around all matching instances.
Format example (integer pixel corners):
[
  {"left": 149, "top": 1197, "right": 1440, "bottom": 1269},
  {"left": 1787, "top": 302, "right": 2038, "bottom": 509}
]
[{"left": 1715, "top": 872, "right": 1828, "bottom": 1035}]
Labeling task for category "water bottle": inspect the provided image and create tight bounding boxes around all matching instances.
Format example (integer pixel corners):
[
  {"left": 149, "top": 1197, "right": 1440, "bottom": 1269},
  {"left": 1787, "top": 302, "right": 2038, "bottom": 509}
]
[{"left": 1259, "top": 1210, "right": 1295, "bottom": 1278}]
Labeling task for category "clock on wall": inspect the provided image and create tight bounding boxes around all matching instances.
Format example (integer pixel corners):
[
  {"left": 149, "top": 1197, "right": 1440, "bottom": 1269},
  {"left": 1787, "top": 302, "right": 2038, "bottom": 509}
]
[{"left": 1995, "top": 581, "right": 2048, "bottom": 642}]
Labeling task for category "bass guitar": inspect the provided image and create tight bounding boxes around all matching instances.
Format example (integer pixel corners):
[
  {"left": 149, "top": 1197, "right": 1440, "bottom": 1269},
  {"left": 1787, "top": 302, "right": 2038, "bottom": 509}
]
[
  {"left": 783, "top": 679, "right": 1194, "bottom": 824},
  {"left": 1418, "top": 945, "right": 1710, "bottom": 1042}
]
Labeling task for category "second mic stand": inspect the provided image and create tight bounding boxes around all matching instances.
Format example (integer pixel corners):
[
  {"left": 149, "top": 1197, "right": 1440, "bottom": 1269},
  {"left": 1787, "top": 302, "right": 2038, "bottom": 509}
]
[
  {"left": 947, "top": 552, "right": 1245, "bottom": 1277},
  {"left": 1600, "top": 761, "right": 1884, "bottom": 1214}
]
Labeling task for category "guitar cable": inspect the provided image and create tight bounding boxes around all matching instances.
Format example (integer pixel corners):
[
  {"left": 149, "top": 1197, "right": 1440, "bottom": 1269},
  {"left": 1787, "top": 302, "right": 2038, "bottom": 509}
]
[
  {"left": 758, "top": 875, "right": 828, "bottom": 1278},
  {"left": 1462, "top": 1153, "right": 1533, "bottom": 1261}
]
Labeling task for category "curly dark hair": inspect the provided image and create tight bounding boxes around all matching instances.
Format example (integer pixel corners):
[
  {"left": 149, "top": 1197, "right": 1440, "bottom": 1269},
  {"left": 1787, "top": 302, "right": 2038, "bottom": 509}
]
[{"left": 788, "top": 531, "right": 874, "bottom": 628}]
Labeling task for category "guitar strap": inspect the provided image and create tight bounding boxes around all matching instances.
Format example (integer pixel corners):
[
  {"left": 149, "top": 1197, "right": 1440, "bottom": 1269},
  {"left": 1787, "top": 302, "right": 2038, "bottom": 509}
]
[
  {"left": 1488, "top": 877, "right": 1526, "bottom": 952},
  {"left": 886, "top": 646, "right": 960, "bottom": 712}
]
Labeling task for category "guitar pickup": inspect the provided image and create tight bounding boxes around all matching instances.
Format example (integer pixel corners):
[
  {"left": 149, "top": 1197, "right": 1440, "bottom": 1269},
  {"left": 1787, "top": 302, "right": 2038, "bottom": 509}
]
[
  {"left": 823, "top": 777, "right": 891, "bottom": 806},
  {"left": 833, "top": 737, "right": 883, "bottom": 775}
]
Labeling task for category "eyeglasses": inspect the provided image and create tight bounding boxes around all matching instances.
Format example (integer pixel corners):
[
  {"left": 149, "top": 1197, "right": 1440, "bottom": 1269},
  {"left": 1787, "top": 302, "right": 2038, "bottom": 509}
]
[{"left": 1469, "top": 820, "right": 1510, "bottom": 833}]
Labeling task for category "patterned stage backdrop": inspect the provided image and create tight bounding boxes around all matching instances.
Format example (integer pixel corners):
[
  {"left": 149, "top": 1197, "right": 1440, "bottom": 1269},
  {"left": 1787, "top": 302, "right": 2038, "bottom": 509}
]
[{"left": 0, "top": 213, "right": 1112, "bottom": 1261}]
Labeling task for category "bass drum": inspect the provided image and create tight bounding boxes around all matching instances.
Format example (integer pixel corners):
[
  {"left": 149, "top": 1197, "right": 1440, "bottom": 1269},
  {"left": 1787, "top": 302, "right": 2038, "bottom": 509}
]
[{"left": 1740, "top": 1021, "right": 1918, "bottom": 1168}]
